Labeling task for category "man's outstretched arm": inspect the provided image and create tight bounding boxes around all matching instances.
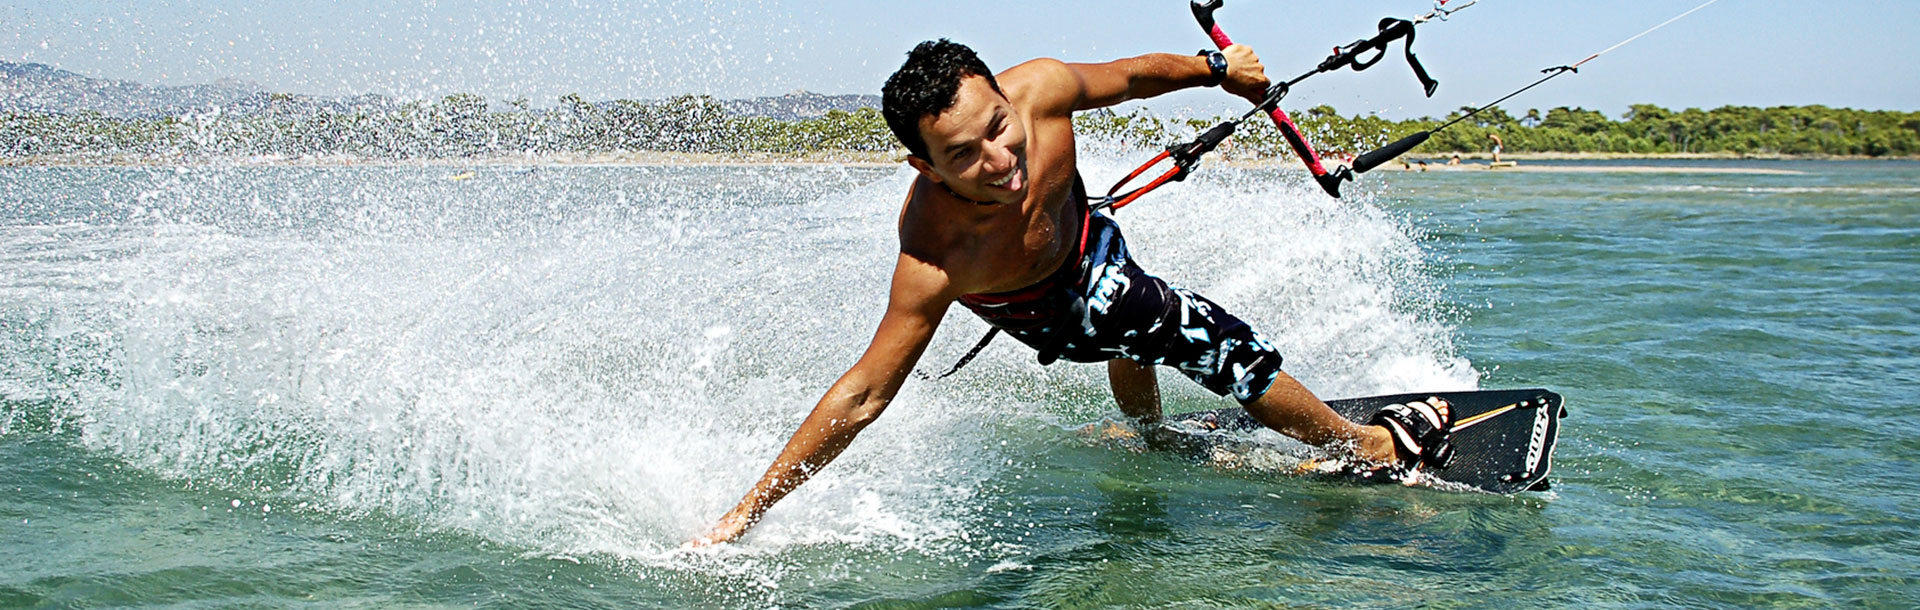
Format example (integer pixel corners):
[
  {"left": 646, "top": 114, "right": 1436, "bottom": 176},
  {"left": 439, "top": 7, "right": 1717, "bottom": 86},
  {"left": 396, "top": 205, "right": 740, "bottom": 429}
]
[
  {"left": 1001, "top": 44, "right": 1272, "bottom": 118},
  {"left": 690, "top": 253, "right": 952, "bottom": 547}
]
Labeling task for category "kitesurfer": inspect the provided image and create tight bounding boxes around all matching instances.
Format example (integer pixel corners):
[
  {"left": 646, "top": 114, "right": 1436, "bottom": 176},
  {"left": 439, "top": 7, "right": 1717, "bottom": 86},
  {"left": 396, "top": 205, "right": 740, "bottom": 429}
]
[{"left": 692, "top": 40, "right": 1452, "bottom": 546}]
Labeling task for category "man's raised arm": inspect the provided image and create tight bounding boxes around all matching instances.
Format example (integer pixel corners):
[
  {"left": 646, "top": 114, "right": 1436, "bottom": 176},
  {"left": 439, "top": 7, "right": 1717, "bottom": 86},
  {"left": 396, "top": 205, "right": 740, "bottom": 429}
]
[{"left": 1003, "top": 45, "right": 1272, "bottom": 117}]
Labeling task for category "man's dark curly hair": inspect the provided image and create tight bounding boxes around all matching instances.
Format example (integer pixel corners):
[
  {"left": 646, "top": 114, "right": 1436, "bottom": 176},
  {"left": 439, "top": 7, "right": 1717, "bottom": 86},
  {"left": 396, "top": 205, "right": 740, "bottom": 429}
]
[{"left": 882, "top": 39, "right": 1003, "bottom": 160}]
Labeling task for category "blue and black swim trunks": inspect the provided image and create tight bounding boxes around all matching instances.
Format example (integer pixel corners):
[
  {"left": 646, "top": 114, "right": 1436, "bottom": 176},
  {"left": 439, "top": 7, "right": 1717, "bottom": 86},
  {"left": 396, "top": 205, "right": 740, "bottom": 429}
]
[{"left": 959, "top": 203, "right": 1285, "bottom": 404}]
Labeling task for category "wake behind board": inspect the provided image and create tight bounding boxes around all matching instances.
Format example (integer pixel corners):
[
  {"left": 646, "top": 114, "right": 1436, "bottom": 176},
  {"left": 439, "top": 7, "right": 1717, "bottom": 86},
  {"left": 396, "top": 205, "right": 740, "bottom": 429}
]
[{"left": 1161, "top": 389, "right": 1566, "bottom": 494}]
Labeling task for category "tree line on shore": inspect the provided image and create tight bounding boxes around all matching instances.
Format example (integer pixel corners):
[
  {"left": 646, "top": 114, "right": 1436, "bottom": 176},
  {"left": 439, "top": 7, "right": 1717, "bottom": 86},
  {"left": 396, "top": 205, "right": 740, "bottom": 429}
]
[
  {"left": 5, "top": 93, "right": 1917, "bottom": 160},
  {"left": 1082, "top": 103, "right": 1920, "bottom": 159}
]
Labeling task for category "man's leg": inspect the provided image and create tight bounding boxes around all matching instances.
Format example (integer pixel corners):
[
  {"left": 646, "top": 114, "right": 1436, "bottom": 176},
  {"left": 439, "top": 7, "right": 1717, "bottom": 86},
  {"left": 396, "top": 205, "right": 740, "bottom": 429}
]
[
  {"left": 1108, "top": 358, "right": 1162, "bottom": 425},
  {"left": 1243, "top": 370, "right": 1400, "bottom": 464},
  {"left": 1067, "top": 217, "right": 1412, "bottom": 465}
]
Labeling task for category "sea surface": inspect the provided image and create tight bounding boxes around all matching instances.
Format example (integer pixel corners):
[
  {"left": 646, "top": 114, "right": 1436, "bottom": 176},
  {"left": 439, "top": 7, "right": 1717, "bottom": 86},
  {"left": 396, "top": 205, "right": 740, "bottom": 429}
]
[{"left": 2, "top": 156, "right": 1915, "bottom": 608}]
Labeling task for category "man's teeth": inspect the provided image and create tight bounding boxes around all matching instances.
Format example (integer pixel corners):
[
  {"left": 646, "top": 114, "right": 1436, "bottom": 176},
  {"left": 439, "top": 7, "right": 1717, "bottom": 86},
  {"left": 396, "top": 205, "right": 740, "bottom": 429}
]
[{"left": 989, "top": 171, "right": 1014, "bottom": 187}]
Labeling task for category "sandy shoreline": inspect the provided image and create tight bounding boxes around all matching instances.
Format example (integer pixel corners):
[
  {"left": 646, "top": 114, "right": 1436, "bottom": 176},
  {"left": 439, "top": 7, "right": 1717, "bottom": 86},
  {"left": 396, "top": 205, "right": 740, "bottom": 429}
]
[
  {"left": 1374, "top": 161, "right": 1806, "bottom": 175},
  {"left": 0, "top": 150, "right": 906, "bottom": 169},
  {"left": 4, "top": 150, "right": 1904, "bottom": 174}
]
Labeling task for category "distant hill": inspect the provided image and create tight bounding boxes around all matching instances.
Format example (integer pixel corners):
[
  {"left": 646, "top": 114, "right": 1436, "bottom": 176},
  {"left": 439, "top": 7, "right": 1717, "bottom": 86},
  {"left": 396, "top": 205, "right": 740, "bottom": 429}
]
[
  {"left": 0, "top": 61, "right": 406, "bottom": 118},
  {"left": 0, "top": 61, "right": 877, "bottom": 119},
  {"left": 2, "top": 61, "right": 260, "bottom": 117},
  {"left": 719, "top": 90, "right": 881, "bottom": 120}
]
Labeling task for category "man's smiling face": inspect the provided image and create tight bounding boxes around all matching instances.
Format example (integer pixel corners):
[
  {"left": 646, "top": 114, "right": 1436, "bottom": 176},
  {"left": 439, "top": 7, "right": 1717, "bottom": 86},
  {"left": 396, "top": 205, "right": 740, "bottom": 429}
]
[{"left": 909, "top": 74, "right": 1029, "bottom": 205}]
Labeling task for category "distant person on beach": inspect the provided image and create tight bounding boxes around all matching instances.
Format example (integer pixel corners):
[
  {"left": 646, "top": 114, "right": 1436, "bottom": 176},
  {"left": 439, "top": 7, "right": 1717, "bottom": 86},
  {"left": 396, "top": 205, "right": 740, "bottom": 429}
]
[
  {"left": 691, "top": 39, "right": 1454, "bottom": 547},
  {"left": 1448, "top": 153, "right": 1461, "bottom": 165},
  {"left": 1488, "top": 133, "right": 1504, "bottom": 163}
]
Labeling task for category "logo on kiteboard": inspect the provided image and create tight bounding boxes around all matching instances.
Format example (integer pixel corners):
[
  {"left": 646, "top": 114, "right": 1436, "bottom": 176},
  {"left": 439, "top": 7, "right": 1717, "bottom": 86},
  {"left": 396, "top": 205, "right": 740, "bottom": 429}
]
[{"left": 1524, "top": 401, "right": 1552, "bottom": 476}]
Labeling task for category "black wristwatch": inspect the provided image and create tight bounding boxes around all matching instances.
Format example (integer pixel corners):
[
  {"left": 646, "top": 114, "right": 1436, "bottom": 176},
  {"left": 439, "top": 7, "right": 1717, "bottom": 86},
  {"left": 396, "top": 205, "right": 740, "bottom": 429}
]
[{"left": 1198, "top": 50, "right": 1228, "bottom": 87}]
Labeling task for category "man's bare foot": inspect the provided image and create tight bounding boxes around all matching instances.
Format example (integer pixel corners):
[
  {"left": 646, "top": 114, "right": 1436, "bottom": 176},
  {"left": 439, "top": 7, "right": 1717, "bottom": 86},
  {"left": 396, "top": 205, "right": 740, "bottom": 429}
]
[
  {"left": 1357, "top": 425, "right": 1401, "bottom": 465},
  {"left": 1077, "top": 419, "right": 1140, "bottom": 442}
]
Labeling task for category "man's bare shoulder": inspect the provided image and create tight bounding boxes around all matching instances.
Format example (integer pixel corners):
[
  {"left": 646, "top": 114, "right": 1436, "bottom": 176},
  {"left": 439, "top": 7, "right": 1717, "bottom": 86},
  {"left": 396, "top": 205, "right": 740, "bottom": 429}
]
[
  {"left": 895, "top": 180, "right": 963, "bottom": 272},
  {"left": 892, "top": 224, "right": 976, "bottom": 314},
  {"left": 896, "top": 179, "right": 940, "bottom": 251},
  {"left": 997, "top": 58, "right": 1080, "bottom": 117}
]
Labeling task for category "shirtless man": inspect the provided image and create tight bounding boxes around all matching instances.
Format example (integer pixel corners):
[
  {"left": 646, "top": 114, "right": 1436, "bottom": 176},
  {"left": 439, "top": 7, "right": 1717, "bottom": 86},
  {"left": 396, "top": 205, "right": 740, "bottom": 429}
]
[{"left": 693, "top": 40, "right": 1447, "bottom": 546}]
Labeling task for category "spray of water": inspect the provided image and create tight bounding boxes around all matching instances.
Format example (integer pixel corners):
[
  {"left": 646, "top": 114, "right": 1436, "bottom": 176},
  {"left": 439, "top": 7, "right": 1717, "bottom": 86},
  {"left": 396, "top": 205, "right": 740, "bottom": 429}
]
[{"left": 1, "top": 153, "right": 1476, "bottom": 574}]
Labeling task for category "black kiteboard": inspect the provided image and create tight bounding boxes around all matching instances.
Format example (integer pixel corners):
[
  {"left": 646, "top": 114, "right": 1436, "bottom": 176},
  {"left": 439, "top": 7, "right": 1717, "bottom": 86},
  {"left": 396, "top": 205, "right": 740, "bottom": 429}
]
[{"left": 1159, "top": 389, "right": 1566, "bottom": 494}]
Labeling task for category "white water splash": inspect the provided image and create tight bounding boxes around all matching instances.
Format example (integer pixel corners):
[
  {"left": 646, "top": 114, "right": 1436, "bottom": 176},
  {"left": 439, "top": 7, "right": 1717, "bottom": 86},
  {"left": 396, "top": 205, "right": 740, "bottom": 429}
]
[{"left": 3, "top": 157, "right": 1476, "bottom": 570}]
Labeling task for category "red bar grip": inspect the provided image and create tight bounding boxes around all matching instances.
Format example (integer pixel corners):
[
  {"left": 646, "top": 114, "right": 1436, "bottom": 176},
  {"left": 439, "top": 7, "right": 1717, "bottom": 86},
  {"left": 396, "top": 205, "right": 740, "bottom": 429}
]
[
  {"left": 1206, "top": 24, "right": 1234, "bottom": 49},
  {"left": 1190, "top": 0, "right": 1340, "bottom": 196}
]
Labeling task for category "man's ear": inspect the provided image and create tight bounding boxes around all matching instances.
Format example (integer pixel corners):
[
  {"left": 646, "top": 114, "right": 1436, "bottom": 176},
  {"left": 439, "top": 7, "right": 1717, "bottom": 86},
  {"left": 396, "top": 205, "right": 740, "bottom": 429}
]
[{"left": 905, "top": 155, "right": 944, "bottom": 184}]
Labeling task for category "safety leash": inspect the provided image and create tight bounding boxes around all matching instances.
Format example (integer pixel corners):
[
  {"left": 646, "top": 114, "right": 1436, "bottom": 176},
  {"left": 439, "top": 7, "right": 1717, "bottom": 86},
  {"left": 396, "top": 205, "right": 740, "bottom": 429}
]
[{"left": 915, "top": 328, "right": 1000, "bottom": 380}]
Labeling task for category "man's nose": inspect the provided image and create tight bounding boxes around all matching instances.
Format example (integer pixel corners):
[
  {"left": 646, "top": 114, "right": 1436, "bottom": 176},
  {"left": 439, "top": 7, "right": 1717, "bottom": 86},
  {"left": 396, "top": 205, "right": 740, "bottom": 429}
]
[{"left": 983, "top": 141, "right": 1015, "bottom": 173}]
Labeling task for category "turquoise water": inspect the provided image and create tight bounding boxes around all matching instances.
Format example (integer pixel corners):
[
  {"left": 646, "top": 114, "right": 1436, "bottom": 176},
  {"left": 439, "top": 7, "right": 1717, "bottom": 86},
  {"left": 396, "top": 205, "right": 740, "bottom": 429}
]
[{"left": 2, "top": 158, "right": 1915, "bottom": 607}]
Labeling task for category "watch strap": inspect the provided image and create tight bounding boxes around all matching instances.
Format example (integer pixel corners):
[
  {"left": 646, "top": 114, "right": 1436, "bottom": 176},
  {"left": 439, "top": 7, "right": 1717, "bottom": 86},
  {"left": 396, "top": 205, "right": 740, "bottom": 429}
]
[{"left": 1197, "top": 50, "right": 1227, "bottom": 87}]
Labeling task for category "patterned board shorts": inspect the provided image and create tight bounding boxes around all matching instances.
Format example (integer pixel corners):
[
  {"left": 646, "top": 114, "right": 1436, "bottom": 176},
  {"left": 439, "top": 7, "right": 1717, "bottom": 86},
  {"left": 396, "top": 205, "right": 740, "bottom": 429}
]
[{"left": 994, "top": 210, "right": 1285, "bottom": 404}]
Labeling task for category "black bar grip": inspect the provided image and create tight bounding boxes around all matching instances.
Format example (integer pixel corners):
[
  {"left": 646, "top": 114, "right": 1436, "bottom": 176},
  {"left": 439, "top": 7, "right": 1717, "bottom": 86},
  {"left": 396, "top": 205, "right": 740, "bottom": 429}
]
[
  {"left": 1352, "top": 130, "right": 1433, "bottom": 174},
  {"left": 1315, "top": 168, "right": 1351, "bottom": 199},
  {"left": 1191, "top": 0, "right": 1223, "bottom": 32},
  {"left": 1187, "top": 121, "right": 1237, "bottom": 156}
]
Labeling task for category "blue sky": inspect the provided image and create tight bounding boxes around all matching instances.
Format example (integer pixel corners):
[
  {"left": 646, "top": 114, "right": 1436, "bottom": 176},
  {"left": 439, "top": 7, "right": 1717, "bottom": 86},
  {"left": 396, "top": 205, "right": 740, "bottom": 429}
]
[{"left": 5, "top": 0, "right": 1915, "bottom": 119}]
